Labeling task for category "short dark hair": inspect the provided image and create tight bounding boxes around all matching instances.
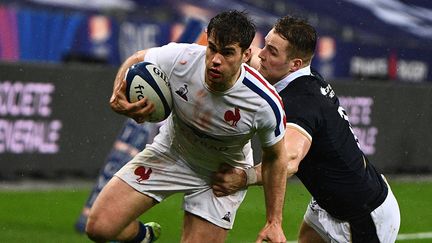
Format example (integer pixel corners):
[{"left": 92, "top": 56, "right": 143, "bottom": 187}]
[
  {"left": 207, "top": 10, "right": 256, "bottom": 52},
  {"left": 274, "top": 16, "right": 317, "bottom": 62}
]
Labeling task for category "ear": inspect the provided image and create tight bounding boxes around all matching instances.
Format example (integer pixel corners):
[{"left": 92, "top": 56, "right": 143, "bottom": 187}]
[
  {"left": 289, "top": 58, "right": 303, "bottom": 72},
  {"left": 242, "top": 48, "right": 252, "bottom": 63}
]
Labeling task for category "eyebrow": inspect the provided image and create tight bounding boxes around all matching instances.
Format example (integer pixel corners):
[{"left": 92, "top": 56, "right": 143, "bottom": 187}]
[
  {"left": 266, "top": 43, "right": 279, "bottom": 54},
  {"left": 222, "top": 46, "right": 236, "bottom": 52},
  {"left": 208, "top": 41, "right": 236, "bottom": 52}
]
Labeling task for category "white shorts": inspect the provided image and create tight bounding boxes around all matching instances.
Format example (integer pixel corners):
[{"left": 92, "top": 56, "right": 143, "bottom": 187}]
[
  {"left": 115, "top": 148, "right": 247, "bottom": 229},
  {"left": 303, "top": 178, "right": 400, "bottom": 243}
]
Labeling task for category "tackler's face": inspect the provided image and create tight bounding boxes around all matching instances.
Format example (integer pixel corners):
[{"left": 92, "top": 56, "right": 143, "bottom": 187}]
[
  {"left": 205, "top": 33, "right": 247, "bottom": 91},
  {"left": 257, "top": 29, "right": 292, "bottom": 84}
]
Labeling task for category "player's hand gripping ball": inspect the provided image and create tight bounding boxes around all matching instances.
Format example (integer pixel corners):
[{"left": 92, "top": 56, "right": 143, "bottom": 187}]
[{"left": 125, "top": 62, "right": 172, "bottom": 122}]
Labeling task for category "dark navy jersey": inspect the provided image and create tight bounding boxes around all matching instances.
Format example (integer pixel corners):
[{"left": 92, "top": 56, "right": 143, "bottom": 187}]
[{"left": 279, "top": 74, "right": 388, "bottom": 221}]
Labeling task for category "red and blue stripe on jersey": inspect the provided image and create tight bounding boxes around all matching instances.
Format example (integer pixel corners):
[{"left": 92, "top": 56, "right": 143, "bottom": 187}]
[{"left": 243, "top": 65, "right": 286, "bottom": 136}]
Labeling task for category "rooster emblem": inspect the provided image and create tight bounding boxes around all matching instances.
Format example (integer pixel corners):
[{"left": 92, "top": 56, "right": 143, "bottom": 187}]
[
  {"left": 224, "top": 107, "right": 241, "bottom": 127},
  {"left": 134, "top": 166, "right": 152, "bottom": 182}
]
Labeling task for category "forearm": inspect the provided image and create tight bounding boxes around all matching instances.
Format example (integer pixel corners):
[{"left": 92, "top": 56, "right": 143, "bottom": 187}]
[
  {"left": 262, "top": 157, "right": 288, "bottom": 224},
  {"left": 109, "top": 49, "right": 156, "bottom": 123},
  {"left": 247, "top": 160, "right": 298, "bottom": 187},
  {"left": 111, "top": 50, "right": 146, "bottom": 98},
  {"left": 248, "top": 128, "right": 310, "bottom": 187}
]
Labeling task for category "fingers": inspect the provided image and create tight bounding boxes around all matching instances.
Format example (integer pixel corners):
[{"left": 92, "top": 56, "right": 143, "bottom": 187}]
[
  {"left": 110, "top": 91, "right": 156, "bottom": 122},
  {"left": 131, "top": 99, "right": 155, "bottom": 123},
  {"left": 211, "top": 184, "right": 229, "bottom": 197},
  {"left": 111, "top": 76, "right": 157, "bottom": 122},
  {"left": 211, "top": 178, "right": 237, "bottom": 197},
  {"left": 211, "top": 164, "right": 247, "bottom": 197},
  {"left": 255, "top": 234, "right": 267, "bottom": 243},
  {"left": 255, "top": 224, "right": 286, "bottom": 243},
  {"left": 211, "top": 172, "right": 229, "bottom": 197}
]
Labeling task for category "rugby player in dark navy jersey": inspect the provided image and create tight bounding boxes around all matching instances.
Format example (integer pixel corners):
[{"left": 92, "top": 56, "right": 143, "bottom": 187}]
[{"left": 212, "top": 16, "right": 400, "bottom": 243}]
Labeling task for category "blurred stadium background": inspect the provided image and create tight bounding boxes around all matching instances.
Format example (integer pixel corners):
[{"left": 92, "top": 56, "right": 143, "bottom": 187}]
[{"left": 1, "top": 0, "right": 432, "bottom": 242}]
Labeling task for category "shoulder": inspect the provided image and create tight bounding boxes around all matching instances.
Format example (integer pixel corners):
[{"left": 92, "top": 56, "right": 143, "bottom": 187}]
[
  {"left": 174, "top": 43, "right": 206, "bottom": 61},
  {"left": 282, "top": 75, "right": 336, "bottom": 100},
  {"left": 288, "top": 75, "right": 323, "bottom": 92},
  {"left": 241, "top": 64, "right": 285, "bottom": 131},
  {"left": 145, "top": 43, "right": 205, "bottom": 75},
  {"left": 162, "top": 42, "right": 205, "bottom": 53},
  {"left": 243, "top": 65, "right": 283, "bottom": 111},
  {"left": 150, "top": 42, "right": 203, "bottom": 55},
  {"left": 243, "top": 64, "right": 280, "bottom": 98}
]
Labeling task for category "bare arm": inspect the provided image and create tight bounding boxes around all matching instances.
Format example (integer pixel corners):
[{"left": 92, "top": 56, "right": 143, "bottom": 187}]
[
  {"left": 109, "top": 50, "right": 155, "bottom": 123},
  {"left": 282, "top": 127, "right": 312, "bottom": 177},
  {"left": 256, "top": 138, "right": 288, "bottom": 243},
  {"left": 212, "top": 127, "right": 311, "bottom": 194},
  {"left": 211, "top": 128, "right": 311, "bottom": 241},
  {"left": 256, "top": 128, "right": 311, "bottom": 242}
]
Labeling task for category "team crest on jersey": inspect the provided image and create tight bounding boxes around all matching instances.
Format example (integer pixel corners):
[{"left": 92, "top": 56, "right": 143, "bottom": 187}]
[
  {"left": 320, "top": 84, "right": 335, "bottom": 98},
  {"left": 224, "top": 107, "right": 241, "bottom": 127},
  {"left": 175, "top": 84, "right": 188, "bottom": 101},
  {"left": 134, "top": 166, "right": 152, "bottom": 182}
]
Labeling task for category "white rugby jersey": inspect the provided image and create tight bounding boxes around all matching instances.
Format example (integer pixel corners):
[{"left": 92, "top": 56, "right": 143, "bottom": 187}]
[{"left": 144, "top": 43, "right": 285, "bottom": 172}]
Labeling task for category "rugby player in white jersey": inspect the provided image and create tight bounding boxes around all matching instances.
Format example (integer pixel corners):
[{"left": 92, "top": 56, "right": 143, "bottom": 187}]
[
  {"left": 212, "top": 16, "right": 400, "bottom": 243},
  {"left": 85, "top": 10, "right": 288, "bottom": 243}
]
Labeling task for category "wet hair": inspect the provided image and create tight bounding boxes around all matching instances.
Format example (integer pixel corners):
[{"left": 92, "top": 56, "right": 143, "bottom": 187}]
[
  {"left": 274, "top": 16, "right": 317, "bottom": 62},
  {"left": 207, "top": 10, "right": 256, "bottom": 52}
]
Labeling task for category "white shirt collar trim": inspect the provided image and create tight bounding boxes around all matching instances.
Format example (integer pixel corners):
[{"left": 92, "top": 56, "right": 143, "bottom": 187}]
[{"left": 274, "top": 66, "right": 311, "bottom": 92}]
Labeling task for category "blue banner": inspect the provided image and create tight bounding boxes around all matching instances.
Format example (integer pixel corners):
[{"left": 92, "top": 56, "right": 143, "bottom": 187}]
[
  {"left": 314, "top": 39, "right": 432, "bottom": 83},
  {"left": 17, "top": 8, "right": 85, "bottom": 62}
]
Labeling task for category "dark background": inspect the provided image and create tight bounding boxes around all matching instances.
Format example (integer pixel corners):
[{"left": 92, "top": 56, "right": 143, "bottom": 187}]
[
  {"left": 0, "top": 62, "right": 124, "bottom": 179},
  {"left": 1, "top": 62, "right": 431, "bottom": 179}
]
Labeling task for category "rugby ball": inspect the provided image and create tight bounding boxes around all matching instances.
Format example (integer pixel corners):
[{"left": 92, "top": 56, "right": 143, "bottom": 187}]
[{"left": 125, "top": 62, "right": 172, "bottom": 122}]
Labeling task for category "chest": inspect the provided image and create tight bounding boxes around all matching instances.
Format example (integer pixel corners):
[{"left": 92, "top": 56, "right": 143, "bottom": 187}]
[{"left": 169, "top": 69, "right": 262, "bottom": 136}]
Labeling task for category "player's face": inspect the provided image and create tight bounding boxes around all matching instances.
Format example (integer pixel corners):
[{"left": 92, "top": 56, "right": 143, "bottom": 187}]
[
  {"left": 257, "top": 29, "right": 292, "bottom": 84},
  {"left": 205, "top": 34, "right": 249, "bottom": 91}
]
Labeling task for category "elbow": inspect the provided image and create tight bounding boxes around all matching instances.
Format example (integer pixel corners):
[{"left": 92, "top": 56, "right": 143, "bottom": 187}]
[
  {"left": 285, "top": 152, "right": 300, "bottom": 175},
  {"left": 287, "top": 162, "right": 298, "bottom": 175},
  {"left": 134, "top": 50, "right": 147, "bottom": 62}
]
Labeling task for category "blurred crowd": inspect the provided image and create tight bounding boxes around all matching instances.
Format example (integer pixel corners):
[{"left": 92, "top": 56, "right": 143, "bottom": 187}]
[{"left": 1, "top": 0, "right": 431, "bottom": 82}]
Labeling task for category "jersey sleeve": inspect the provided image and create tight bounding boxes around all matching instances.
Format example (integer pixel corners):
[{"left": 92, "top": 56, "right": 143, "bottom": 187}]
[
  {"left": 255, "top": 99, "right": 286, "bottom": 148},
  {"left": 144, "top": 42, "right": 186, "bottom": 78},
  {"left": 283, "top": 94, "right": 321, "bottom": 141}
]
